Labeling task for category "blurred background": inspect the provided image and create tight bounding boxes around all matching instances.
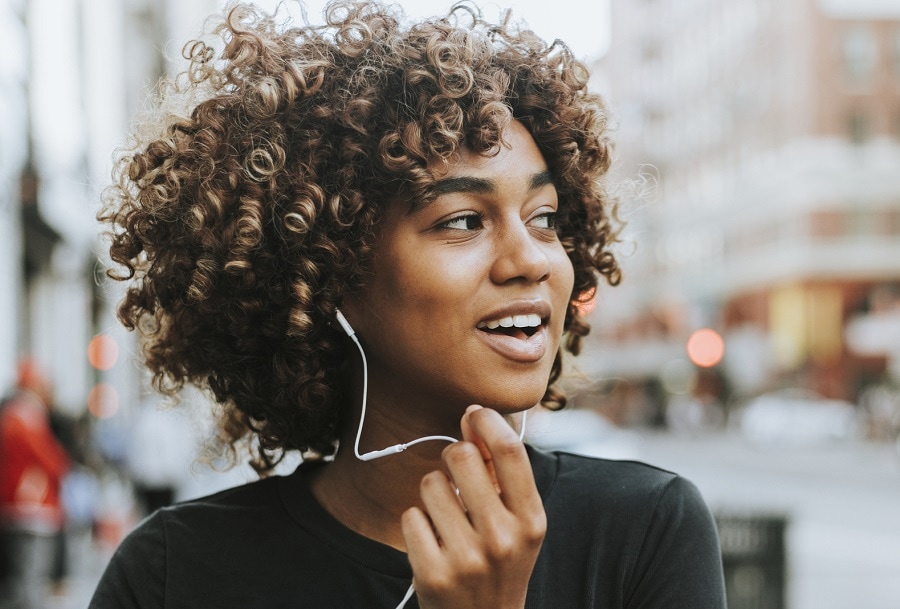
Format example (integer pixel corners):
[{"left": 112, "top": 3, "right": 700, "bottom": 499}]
[{"left": 0, "top": 0, "right": 898, "bottom": 607}]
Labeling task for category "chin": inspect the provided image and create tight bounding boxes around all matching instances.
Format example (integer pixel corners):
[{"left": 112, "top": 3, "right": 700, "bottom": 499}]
[{"left": 474, "top": 385, "right": 548, "bottom": 414}]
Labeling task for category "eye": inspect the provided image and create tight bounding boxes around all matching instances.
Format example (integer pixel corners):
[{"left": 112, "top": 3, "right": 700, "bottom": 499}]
[
  {"left": 440, "top": 213, "right": 483, "bottom": 231},
  {"left": 531, "top": 211, "right": 557, "bottom": 230}
]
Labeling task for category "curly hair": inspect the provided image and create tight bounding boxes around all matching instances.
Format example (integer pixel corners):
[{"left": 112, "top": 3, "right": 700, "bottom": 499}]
[{"left": 100, "top": 0, "right": 621, "bottom": 473}]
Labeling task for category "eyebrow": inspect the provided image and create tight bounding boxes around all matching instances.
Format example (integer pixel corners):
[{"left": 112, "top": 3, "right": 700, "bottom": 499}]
[
  {"left": 412, "top": 169, "right": 555, "bottom": 212},
  {"left": 529, "top": 170, "right": 554, "bottom": 191},
  {"left": 432, "top": 176, "right": 494, "bottom": 197}
]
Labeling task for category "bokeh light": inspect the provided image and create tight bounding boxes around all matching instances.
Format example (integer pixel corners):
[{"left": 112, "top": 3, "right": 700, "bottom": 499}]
[
  {"left": 686, "top": 328, "right": 725, "bottom": 368},
  {"left": 87, "top": 334, "right": 119, "bottom": 371},
  {"left": 87, "top": 383, "right": 119, "bottom": 419}
]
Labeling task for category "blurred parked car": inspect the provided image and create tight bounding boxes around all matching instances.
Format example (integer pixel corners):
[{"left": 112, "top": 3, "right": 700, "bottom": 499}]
[{"left": 735, "top": 389, "right": 861, "bottom": 444}]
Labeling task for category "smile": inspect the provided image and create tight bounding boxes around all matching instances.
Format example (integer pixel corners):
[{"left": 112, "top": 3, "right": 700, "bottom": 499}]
[
  {"left": 476, "top": 313, "right": 543, "bottom": 338},
  {"left": 475, "top": 305, "right": 550, "bottom": 363}
]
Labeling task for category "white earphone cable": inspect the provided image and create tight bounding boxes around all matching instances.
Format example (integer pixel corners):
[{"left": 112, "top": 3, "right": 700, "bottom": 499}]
[
  {"left": 338, "top": 311, "right": 526, "bottom": 461},
  {"left": 346, "top": 330, "right": 459, "bottom": 461},
  {"left": 395, "top": 582, "right": 416, "bottom": 609}
]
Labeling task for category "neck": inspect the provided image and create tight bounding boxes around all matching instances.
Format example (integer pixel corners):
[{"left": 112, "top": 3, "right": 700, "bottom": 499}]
[
  {"left": 308, "top": 442, "right": 452, "bottom": 551},
  {"left": 305, "top": 388, "right": 463, "bottom": 552}
]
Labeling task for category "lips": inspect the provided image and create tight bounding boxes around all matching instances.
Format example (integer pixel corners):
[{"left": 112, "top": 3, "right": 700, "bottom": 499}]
[{"left": 475, "top": 301, "right": 551, "bottom": 363}]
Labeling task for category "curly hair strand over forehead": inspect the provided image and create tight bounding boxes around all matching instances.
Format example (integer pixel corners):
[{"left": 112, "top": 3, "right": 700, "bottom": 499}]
[{"left": 100, "top": 0, "right": 621, "bottom": 473}]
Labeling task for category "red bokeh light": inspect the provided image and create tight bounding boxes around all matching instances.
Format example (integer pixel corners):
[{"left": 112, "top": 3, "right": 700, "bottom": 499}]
[
  {"left": 87, "top": 334, "right": 119, "bottom": 371},
  {"left": 686, "top": 328, "right": 725, "bottom": 368}
]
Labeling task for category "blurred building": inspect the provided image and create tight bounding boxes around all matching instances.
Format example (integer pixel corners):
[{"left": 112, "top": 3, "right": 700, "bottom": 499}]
[
  {"left": 0, "top": 1, "right": 28, "bottom": 394},
  {"left": 0, "top": 0, "right": 216, "bottom": 422},
  {"left": 587, "top": 0, "right": 900, "bottom": 414}
]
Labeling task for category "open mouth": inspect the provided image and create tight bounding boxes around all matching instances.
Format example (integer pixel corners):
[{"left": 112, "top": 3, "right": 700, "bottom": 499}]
[{"left": 476, "top": 314, "right": 543, "bottom": 340}]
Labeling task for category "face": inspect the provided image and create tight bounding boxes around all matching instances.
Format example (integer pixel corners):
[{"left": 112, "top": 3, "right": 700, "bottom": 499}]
[{"left": 342, "top": 121, "right": 575, "bottom": 425}]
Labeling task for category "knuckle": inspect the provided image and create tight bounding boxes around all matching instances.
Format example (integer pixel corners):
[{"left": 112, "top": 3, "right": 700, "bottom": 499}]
[
  {"left": 418, "top": 571, "right": 453, "bottom": 594},
  {"left": 456, "top": 548, "right": 489, "bottom": 575},
  {"left": 482, "top": 530, "right": 516, "bottom": 561},
  {"left": 522, "top": 512, "right": 548, "bottom": 545},
  {"left": 493, "top": 437, "right": 525, "bottom": 460}
]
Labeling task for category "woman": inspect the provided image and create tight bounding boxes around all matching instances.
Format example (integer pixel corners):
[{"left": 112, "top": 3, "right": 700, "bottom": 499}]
[{"left": 90, "top": 1, "right": 726, "bottom": 607}]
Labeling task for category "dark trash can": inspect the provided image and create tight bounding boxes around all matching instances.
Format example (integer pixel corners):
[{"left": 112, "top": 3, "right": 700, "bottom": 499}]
[{"left": 715, "top": 513, "right": 788, "bottom": 609}]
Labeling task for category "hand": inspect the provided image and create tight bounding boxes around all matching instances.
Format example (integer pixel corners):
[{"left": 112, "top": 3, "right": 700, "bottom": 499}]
[{"left": 401, "top": 406, "right": 546, "bottom": 609}]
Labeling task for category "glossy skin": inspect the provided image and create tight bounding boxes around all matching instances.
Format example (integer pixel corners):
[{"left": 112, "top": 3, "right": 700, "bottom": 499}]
[{"left": 335, "top": 121, "right": 574, "bottom": 609}]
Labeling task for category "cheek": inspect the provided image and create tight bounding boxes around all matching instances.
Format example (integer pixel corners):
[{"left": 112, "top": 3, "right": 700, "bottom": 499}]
[
  {"left": 367, "top": 262, "right": 463, "bottom": 337},
  {"left": 388, "top": 244, "right": 484, "bottom": 304}
]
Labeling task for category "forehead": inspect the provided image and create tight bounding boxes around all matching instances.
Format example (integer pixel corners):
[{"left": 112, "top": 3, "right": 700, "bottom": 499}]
[
  {"left": 407, "top": 121, "right": 554, "bottom": 213},
  {"left": 443, "top": 121, "right": 546, "bottom": 178}
]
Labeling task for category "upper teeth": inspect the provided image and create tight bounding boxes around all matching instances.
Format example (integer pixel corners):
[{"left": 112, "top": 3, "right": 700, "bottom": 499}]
[{"left": 477, "top": 313, "right": 542, "bottom": 330}]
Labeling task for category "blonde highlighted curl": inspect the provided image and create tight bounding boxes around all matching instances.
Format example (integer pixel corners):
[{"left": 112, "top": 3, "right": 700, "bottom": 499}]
[{"left": 100, "top": 0, "right": 621, "bottom": 473}]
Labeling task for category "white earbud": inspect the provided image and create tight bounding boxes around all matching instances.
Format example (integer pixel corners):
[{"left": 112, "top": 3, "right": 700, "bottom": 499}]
[{"left": 335, "top": 309, "right": 356, "bottom": 338}]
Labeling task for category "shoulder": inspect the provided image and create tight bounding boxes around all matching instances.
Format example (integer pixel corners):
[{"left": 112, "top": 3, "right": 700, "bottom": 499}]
[
  {"left": 529, "top": 446, "right": 715, "bottom": 536},
  {"left": 90, "top": 475, "right": 289, "bottom": 609},
  {"left": 526, "top": 446, "right": 726, "bottom": 607},
  {"left": 527, "top": 444, "right": 690, "bottom": 509},
  {"left": 528, "top": 445, "right": 719, "bottom": 562},
  {"left": 89, "top": 510, "right": 168, "bottom": 609},
  {"left": 155, "top": 474, "right": 286, "bottom": 539},
  {"left": 114, "top": 474, "right": 285, "bottom": 564}
]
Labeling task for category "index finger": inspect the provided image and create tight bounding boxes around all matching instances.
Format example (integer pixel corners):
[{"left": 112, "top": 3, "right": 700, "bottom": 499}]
[{"left": 462, "top": 407, "right": 542, "bottom": 516}]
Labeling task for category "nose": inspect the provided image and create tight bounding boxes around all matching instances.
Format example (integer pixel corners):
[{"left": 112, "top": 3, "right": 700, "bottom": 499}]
[{"left": 489, "top": 219, "right": 552, "bottom": 285}]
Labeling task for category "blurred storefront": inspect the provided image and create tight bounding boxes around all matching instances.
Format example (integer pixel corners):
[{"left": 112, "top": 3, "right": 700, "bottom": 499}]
[{"left": 587, "top": 0, "right": 900, "bottom": 430}]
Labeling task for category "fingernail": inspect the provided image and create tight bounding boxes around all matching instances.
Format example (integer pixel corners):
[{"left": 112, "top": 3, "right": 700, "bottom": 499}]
[{"left": 465, "top": 404, "right": 483, "bottom": 414}]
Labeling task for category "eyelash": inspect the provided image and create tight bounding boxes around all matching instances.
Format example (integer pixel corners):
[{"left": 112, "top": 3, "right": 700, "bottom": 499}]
[
  {"left": 438, "top": 211, "right": 558, "bottom": 232},
  {"left": 440, "top": 213, "right": 484, "bottom": 231}
]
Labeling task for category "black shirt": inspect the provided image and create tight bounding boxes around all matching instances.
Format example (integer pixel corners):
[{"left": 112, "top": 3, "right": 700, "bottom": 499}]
[{"left": 89, "top": 446, "right": 726, "bottom": 608}]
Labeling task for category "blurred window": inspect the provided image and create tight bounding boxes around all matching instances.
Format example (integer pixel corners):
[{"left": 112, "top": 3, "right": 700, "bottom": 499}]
[
  {"left": 809, "top": 209, "right": 846, "bottom": 240},
  {"left": 841, "top": 26, "right": 877, "bottom": 87}
]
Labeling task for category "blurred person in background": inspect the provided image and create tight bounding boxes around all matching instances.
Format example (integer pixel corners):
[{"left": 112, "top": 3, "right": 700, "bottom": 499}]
[
  {"left": 46, "top": 390, "right": 101, "bottom": 597},
  {"left": 125, "top": 395, "right": 195, "bottom": 517},
  {"left": 0, "top": 359, "right": 71, "bottom": 609},
  {"left": 88, "top": 1, "right": 726, "bottom": 608}
]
